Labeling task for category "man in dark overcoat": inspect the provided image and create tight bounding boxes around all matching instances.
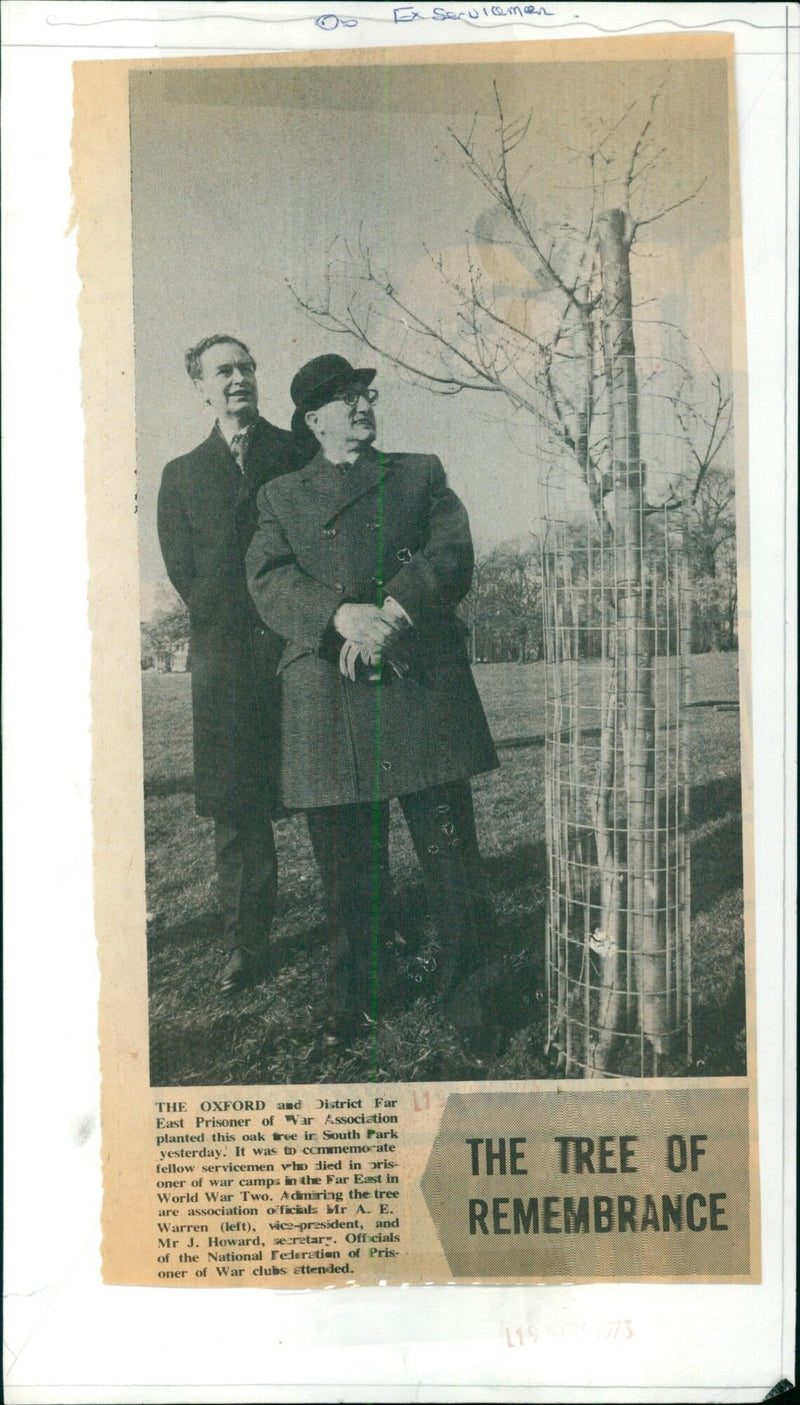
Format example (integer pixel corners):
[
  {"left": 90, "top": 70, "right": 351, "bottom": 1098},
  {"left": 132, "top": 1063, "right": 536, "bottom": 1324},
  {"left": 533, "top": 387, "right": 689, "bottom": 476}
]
[
  {"left": 246, "top": 353, "right": 499, "bottom": 1042},
  {"left": 157, "top": 334, "right": 298, "bottom": 992}
]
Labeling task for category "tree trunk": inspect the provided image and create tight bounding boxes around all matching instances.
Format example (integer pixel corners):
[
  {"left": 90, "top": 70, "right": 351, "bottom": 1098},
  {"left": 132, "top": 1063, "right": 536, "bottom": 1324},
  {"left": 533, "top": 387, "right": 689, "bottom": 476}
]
[
  {"left": 589, "top": 635, "right": 625, "bottom": 1073},
  {"left": 598, "top": 209, "right": 665, "bottom": 1070}
]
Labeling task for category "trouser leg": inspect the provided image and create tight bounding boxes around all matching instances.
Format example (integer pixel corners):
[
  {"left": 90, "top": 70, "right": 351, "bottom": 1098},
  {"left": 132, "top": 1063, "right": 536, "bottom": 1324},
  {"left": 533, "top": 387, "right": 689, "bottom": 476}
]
[
  {"left": 399, "top": 780, "right": 495, "bottom": 999},
  {"left": 213, "top": 814, "right": 278, "bottom": 958},
  {"left": 443, "top": 781, "right": 497, "bottom": 956},
  {"left": 305, "top": 802, "right": 391, "bottom": 1030}
]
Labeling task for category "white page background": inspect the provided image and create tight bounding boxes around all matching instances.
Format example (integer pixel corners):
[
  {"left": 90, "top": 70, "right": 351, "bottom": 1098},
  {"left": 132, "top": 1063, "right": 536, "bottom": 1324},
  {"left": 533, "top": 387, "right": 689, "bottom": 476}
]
[{"left": 2, "top": 3, "right": 796, "bottom": 1401}]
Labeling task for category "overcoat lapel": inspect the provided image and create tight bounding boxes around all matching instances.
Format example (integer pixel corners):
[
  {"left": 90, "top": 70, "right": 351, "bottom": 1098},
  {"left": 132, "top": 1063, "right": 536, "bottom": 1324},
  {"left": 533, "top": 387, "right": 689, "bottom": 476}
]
[
  {"left": 201, "top": 423, "right": 240, "bottom": 486},
  {"left": 198, "top": 419, "right": 287, "bottom": 512},
  {"left": 299, "top": 446, "right": 397, "bottom": 526},
  {"left": 236, "top": 418, "right": 280, "bottom": 509}
]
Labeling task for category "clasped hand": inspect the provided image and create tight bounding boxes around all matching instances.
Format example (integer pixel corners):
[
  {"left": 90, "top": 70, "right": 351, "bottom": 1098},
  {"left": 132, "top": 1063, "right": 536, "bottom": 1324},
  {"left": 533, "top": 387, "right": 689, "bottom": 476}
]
[{"left": 333, "top": 602, "right": 409, "bottom": 681}]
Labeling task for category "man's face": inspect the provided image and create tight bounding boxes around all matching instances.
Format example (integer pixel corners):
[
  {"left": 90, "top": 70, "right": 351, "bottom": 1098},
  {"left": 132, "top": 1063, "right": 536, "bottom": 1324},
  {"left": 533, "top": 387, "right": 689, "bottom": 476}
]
[
  {"left": 307, "top": 386, "right": 377, "bottom": 449},
  {"left": 196, "top": 341, "right": 258, "bottom": 422}
]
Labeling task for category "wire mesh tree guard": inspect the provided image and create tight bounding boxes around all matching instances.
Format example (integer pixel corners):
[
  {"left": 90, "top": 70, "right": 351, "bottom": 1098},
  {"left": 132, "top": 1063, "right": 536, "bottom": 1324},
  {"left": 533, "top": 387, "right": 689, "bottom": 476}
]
[
  {"left": 541, "top": 451, "right": 693, "bottom": 1079},
  {"left": 539, "top": 217, "right": 694, "bottom": 1079}
]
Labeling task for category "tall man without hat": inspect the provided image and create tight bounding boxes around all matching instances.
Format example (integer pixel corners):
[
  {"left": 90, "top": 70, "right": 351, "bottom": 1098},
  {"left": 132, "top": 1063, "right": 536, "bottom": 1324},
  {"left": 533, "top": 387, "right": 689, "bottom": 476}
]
[
  {"left": 247, "top": 353, "right": 499, "bottom": 1044},
  {"left": 157, "top": 334, "right": 303, "bottom": 993}
]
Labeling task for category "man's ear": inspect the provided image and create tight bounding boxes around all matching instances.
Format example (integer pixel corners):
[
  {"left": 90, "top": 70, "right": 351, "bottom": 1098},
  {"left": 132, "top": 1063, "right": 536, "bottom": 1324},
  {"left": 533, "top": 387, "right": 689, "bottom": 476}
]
[
  {"left": 305, "top": 409, "right": 320, "bottom": 435},
  {"left": 192, "top": 378, "right": 210, "bottom": 408}
]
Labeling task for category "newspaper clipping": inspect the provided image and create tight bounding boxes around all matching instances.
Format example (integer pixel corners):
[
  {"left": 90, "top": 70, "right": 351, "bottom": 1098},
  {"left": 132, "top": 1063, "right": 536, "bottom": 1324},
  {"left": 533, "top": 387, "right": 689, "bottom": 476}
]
[{"left": 74, "top": 32, "right": 759, "bottom": 1289}]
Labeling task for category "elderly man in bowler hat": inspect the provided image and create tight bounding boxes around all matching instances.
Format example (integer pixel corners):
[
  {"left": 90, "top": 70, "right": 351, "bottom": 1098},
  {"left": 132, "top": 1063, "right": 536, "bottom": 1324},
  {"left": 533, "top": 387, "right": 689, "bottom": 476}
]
[
  {"left": 246, "top": 353, "right": 499, "bottom": 1044},
  {"left": 158, "top": 334, "right": 302, "bottom": 994}
]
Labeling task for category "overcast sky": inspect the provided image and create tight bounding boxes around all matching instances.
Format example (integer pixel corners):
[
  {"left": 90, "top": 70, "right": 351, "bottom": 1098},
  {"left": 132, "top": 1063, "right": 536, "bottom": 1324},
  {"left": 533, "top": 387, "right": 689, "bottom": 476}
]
[{"left": 129, "top": 51, "right": 734, "bottom": 602}]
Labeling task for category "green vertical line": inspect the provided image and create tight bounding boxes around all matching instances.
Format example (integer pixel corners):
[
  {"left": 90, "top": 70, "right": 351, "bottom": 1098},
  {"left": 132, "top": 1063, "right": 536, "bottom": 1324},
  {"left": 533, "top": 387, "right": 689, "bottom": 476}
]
[
  {"left": 367, "top": 75, "right": 392, "bottom": 1081},
  {"left": 369, "top": 452, "right": 386, "bottom": 1080}
]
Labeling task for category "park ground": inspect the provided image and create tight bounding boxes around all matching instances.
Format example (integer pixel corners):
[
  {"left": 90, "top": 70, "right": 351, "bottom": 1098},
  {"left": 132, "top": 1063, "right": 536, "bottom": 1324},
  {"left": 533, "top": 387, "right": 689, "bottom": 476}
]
[{"left": 143, "top": 655, "right": 746, "bottom": 1087}]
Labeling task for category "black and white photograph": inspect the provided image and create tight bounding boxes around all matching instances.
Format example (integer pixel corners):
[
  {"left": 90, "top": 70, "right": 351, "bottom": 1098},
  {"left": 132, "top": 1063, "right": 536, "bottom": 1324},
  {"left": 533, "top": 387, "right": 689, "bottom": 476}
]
[
  {"left": 4, "top": 0, "right": 796, "bottom": 1393},
  {"left": 132, "top": 47, "right": 749, "bottom": 1088}
]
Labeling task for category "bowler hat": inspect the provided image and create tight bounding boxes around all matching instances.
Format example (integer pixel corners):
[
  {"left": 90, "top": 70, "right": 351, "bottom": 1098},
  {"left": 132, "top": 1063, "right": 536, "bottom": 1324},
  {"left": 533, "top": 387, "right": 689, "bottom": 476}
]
[{"left": 290, "top": 354, "right": 376, "bottom": 416}]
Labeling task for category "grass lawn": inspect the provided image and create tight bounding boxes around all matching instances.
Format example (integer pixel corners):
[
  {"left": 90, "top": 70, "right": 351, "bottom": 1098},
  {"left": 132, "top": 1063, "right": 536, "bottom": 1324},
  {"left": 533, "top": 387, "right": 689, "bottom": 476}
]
[{"left": 143, "top": 656, "right": 746, "bottom": 1086}]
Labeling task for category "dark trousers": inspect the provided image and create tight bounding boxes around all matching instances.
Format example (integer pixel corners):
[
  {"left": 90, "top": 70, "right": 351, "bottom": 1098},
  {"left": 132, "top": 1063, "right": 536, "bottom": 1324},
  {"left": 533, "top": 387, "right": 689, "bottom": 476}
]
[
  {"left": 213, "top": 815, "right": 278, "bottom": 954},
  {"left": 306, "top": 781, "right": 494, "bottom": 1028},
  {"left": 305, "top": 801, "right": 392, "bottom": 1024}
]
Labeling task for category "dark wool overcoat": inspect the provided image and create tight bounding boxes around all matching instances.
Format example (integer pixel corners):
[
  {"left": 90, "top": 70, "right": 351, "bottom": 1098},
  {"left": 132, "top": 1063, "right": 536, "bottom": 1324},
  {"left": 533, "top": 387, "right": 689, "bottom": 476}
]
[
  {"left": 157, "top": 416, "right": 297, "bottom": 818},
  {"left": 246, "top": 445, "right": 499, "bottom": 809}
]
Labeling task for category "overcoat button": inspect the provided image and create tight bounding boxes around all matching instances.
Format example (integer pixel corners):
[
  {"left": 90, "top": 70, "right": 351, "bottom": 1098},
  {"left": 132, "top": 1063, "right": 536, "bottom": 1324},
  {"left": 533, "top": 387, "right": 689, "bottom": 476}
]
[
  {"left": 381, "top": 761, "right": 392, "bottom": 771},
  {"left": 397, "top": 547, "right": 412, "bottom": 563},
  {"left": 334, "top": 582, "right": 344, "bottom": 591},
  {"left": 323, "top": 526, "right": 337, "bottom": 537}
]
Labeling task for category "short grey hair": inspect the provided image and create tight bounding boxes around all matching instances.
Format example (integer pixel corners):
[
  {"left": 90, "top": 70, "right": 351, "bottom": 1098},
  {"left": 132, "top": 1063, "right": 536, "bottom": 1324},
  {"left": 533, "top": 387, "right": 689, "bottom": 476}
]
[{"left": 185, "top": 334, "right": 254, "bottom": 382}]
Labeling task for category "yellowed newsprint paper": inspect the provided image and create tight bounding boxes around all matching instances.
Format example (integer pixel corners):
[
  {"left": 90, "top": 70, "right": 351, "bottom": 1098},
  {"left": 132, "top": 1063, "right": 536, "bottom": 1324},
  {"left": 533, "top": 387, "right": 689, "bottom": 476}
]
[
  {"left": 3, "top": 2, "right": 796, "bottom": 1401},
  {"left": 70, "top": 26, "right": 770, "bottom": 1300}
]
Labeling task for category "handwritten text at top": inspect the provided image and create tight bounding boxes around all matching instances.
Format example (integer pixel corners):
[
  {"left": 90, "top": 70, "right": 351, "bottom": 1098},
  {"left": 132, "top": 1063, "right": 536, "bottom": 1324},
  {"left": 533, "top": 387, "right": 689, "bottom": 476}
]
[{"left": 316, "top": 4, "right": 556, "bottom": 31}]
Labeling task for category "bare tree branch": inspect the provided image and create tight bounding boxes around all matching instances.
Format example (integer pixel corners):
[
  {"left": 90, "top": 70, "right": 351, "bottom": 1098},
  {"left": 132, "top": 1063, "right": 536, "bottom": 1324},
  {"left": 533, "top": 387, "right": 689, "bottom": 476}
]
[
  {"left": 633, "top": 176, "right": 708, "bottom": 232},
  {"left": 287, "top": 80, "right": 731, "bottom": 544}
]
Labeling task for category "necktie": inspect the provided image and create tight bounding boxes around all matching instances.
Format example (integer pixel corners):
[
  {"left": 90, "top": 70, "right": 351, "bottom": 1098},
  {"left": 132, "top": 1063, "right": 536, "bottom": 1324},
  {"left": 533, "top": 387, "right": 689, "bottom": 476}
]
[{"left": 229, "top": 430, "right": 249, "bottom": 474}]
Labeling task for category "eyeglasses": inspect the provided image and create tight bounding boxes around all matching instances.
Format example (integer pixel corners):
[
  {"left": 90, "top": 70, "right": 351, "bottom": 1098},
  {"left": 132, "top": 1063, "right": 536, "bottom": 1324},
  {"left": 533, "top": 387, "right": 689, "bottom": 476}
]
[{"left": 333, "top": 387, "right": 379, "bottom": 408}]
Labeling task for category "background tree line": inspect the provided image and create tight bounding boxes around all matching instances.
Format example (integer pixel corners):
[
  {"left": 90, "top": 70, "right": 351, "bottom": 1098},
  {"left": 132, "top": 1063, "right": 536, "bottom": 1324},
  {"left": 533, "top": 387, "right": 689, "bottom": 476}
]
[
  {"left": 461, "top": 462, "right": 737, "bottom": 666},
  {"left": 141, "top": 460, "right": 737, "bottom": 674}
]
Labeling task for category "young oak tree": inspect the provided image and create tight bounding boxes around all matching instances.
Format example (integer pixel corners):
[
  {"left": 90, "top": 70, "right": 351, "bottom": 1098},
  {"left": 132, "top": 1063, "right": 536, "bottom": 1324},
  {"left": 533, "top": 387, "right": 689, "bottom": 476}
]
[{"left": 292, "top": 84, "right": 734, "bottom": 1074}]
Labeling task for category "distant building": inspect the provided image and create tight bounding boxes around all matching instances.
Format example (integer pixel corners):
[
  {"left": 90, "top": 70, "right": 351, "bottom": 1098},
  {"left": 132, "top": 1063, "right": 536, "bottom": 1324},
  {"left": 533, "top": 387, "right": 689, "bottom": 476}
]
[{"left": 168, "top": 642, "right": 189, "bottom": 673}]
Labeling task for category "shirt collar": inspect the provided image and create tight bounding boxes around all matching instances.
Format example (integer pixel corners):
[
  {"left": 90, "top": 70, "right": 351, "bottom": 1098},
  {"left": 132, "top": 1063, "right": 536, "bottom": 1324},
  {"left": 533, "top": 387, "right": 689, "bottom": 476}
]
[
  {"left": 322, "top": 445, "right": 371, "bottom": 475},
  {"left": 216, "top": 416, "right": 257, "bottom": 449}
]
